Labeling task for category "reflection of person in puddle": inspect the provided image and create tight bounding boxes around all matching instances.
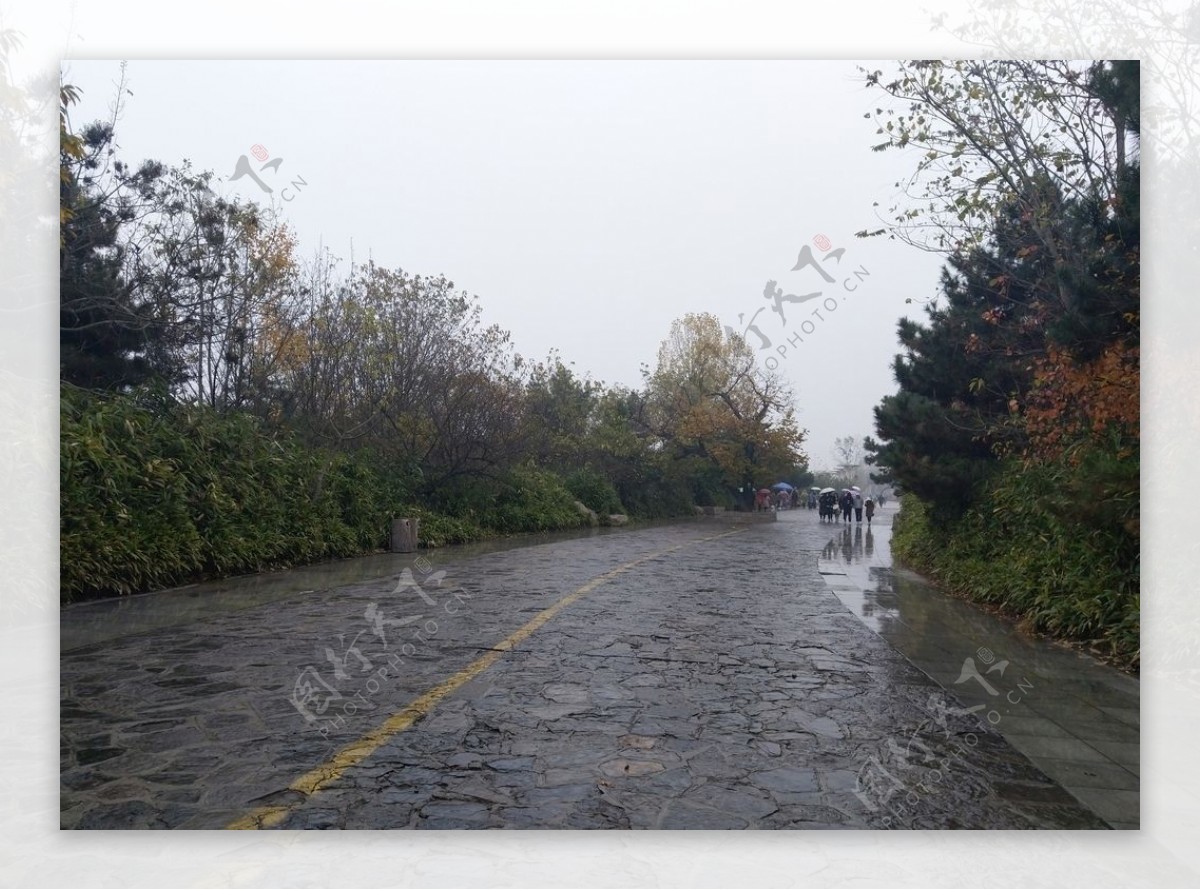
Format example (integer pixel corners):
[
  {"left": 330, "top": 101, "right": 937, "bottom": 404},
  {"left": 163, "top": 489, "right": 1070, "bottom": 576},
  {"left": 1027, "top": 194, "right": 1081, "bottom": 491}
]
[
  {"left": 840, "top": 526, "right": 853, "bottom": 562},
  {"left": 822, "top": 539, "right": 838, "bottom": 561},
  {"left": 865, "top": 527, "right": 874, "bottom": 557},
  {"left": 853, "top": 525, "right": 863, "bottom": 559}
]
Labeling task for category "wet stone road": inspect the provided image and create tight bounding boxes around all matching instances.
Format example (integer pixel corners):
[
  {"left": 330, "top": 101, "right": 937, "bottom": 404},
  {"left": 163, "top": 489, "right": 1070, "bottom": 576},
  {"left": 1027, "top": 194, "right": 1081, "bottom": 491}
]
[{"left": 61, "top": 515, "right": 1107, "bottom": 829}]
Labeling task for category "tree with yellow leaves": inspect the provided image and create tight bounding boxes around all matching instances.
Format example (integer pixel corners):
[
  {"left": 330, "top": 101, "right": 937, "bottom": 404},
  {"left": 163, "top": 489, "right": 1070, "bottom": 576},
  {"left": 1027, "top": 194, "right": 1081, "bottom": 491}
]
[{"left": 643, "top": 313, "right": 806, "bottom": 504}]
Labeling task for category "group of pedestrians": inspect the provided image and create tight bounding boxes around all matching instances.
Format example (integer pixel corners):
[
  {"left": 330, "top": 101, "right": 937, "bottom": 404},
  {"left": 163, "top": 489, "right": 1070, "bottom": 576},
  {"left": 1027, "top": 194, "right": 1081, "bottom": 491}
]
[
  {"left": 754, "top": 487, "right": 805, "bottom": 511},
  {"left": 837, "top": 488, "right": 876, "bottom": 525},
  {"left": 757, "top": 484, "right": 885, "bottom": 525}
]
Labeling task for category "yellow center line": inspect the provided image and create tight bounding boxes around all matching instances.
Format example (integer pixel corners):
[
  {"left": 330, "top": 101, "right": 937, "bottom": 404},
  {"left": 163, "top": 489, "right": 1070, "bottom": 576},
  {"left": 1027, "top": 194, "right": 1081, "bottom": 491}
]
[{"left": 227, "top": 526, "right": 747, "bottom": 829}]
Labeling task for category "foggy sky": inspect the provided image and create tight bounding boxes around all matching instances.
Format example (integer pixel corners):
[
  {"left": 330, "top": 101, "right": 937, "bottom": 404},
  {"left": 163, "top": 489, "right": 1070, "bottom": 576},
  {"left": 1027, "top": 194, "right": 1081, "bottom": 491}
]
[{"left": 65, "top": 59, "right": 945, "bottom": 470}]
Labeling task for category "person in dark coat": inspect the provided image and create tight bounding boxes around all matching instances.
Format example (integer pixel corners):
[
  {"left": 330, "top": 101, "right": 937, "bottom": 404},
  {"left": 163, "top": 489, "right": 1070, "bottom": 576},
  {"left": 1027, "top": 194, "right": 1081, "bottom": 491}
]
[{"left": 819, "top": 491, "right": 836, "bottom": 521}]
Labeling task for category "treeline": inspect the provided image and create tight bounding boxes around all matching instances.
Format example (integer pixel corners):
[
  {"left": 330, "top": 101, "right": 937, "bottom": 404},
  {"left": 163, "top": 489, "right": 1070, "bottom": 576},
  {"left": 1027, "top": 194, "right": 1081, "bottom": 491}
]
[
  {"left": 59, "top": 85, "right": 804, "bottom": 601},
  {"left": 861, "top": 61, "right": 1140, "bottom": 667}
]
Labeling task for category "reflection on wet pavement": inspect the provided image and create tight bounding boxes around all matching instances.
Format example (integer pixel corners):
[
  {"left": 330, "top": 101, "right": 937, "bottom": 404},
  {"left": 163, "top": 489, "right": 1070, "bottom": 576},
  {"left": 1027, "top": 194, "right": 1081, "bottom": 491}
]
[
  {"left": 817, "top": 505, "right": 1140, "bottom": 829},
  {"left": 61, "top": 523, "right": 657, "bottom": 652}
]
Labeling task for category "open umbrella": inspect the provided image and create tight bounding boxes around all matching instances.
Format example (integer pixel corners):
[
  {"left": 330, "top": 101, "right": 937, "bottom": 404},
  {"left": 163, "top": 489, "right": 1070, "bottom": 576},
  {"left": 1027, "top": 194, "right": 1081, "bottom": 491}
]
[
  {"left": 819, "top": 487, "right": 836, "bottom": 494},
  {"left": 771, "top": 482, "right": 795, "bottom": 492}
]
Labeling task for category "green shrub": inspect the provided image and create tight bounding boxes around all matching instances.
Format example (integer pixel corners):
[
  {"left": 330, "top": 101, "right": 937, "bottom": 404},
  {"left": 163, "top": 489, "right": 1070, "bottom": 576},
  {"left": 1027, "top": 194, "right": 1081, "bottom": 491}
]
[
  {"left": 565, "top": 468, "right": 625, "bottom": 516},
  {"left": 61, "top": 387, "right": 205, "bottom": 598},
  {"left": 612, "top": 460, "right": 695, "bottom": 520},
  {"left": 481, "top": 466, "right": 590, "bottom": 534},
  {"left": 890, "top": 451, "right": 1139, "bottom": 669},
  {"left": 60, "top": 387, "right": 416, "bottom": 601}
]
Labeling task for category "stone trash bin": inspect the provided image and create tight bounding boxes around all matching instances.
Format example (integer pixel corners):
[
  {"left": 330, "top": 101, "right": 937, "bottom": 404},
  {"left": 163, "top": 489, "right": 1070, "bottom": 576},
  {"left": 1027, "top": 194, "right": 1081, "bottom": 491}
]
[{"left": 390, "top": 517, "right": 420, "bottom": 553}]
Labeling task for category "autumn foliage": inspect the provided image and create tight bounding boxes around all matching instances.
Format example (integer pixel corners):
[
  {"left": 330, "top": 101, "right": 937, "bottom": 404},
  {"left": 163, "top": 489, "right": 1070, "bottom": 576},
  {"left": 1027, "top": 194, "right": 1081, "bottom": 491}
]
[{"left": 1023, "top": 342, "right": 1139, "bottom": 461}]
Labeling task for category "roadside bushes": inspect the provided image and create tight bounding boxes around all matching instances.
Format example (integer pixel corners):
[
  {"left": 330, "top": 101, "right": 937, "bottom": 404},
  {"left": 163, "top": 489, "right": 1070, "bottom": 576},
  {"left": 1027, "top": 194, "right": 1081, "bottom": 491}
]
[
  {"left": 392, "top": 505, "right": 486, "bottom": 548},
  {"left": 60, "top": 387, "right": 412, "bottom": 601},
  {"left": 565, "top": 468, "right": 625, "bottom": 516},
  {"left": 890, "top": 452, "right": 1139, "bottom": 668},
  {"left": 482, "top": 466, "right": 591, "bottom": 534},
  {"left": 62, "top": 389, "right": 604, "bottom": 600},
  {"left": 61, "top": 387, "right": 708, "bottom": 602},
  {"left": 62, "top": 388, "right": 203, "bottom": 599},
  {"left": 610, "top": 458, "right": 695, "bottom": 520}
]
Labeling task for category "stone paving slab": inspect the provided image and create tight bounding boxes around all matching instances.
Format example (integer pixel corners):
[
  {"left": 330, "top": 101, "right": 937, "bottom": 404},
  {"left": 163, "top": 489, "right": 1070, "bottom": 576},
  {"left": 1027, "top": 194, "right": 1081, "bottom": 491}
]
[{"left": 62, "top": 514, "right": 1108, "bottom": 830}]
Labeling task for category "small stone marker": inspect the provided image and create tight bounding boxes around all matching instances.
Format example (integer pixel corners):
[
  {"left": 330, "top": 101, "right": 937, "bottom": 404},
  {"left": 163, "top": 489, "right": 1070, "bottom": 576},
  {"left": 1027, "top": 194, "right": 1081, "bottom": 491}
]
[{"left": 390, "top": 517, "right": 420, "bottom": 553}]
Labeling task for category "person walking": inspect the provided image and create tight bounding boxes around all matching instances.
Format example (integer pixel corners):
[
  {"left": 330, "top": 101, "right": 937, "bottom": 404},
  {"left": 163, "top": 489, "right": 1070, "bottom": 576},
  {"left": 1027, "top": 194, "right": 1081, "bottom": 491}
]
[
  {"left": 820, "top": 490, "right": 836, "bottom": 522},
  {"left": 864, "top": 496, "right": 876, "bottom": 526},
  {"left": 840, "top": 490, "right": 853, "bottom": 524},
  {"left": 853, "top": 489, "right": 864, "bottom": 523}
]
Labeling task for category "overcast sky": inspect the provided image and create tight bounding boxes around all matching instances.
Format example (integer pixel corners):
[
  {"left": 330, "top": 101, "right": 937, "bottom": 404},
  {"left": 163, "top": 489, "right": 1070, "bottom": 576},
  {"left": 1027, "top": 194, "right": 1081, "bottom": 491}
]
[{"left": 64, "top": 59, "right": 946, "bottom": 469}]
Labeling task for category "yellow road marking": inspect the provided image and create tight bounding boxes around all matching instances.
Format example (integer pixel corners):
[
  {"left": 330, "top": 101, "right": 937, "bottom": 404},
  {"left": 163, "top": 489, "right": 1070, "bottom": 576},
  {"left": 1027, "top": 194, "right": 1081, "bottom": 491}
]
[{"left": 227, "top": 527, "right": 746, "bottom": 829}]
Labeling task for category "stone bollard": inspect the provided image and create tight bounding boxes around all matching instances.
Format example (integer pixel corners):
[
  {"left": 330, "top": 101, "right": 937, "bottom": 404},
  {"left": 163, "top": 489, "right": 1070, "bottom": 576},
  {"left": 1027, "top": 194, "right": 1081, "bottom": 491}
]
[{"left": 390, "top": 517, "right": 420, "bottom": 553}]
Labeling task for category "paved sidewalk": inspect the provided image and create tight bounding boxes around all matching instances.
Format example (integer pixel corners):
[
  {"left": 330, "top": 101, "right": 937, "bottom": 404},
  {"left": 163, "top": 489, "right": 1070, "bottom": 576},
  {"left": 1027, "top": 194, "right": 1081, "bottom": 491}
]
[{"left": 816, "top": 504, "right": 1139, "bottom": 829}]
